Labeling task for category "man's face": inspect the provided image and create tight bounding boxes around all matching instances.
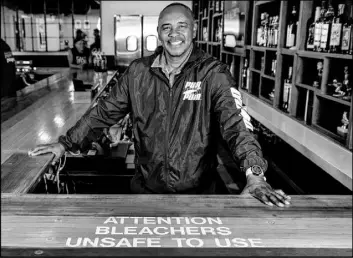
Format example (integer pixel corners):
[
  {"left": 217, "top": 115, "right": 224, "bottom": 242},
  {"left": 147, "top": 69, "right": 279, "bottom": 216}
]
[
  {"left": 75, "top": 40, "right": 85, "bottom": 53},
  {"left": 157, "top": 6, "right": 197, "bottom": 58}
]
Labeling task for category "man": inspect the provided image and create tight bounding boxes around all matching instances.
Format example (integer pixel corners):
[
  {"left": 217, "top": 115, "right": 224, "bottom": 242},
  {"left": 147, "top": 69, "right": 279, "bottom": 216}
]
[
  {"left": 67, "top": 36, "right": 91, "bottom": 69},
  {"left": 29, "top": 3, "right": 291, "bottom": 207},
  {"left": 90, "top": 28, "right": 101, "bottom": 54}
]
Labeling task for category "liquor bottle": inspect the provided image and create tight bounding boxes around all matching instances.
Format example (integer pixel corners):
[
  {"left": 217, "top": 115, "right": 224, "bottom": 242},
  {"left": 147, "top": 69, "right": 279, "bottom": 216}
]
[
  {"left": 263, "top": 13, "right": 269, "bottom": 47},
  {"left": 282, "top": 66, "right": 293, "bottom": 113},
  {"left": 329, "top": 4, "right": 345, "bottom": 53},
  {"left": 286, "top": 6, "right": 298, "bottom": 48},
  {"left": 313, "top": 61, "right": 323, "bottom": 88},
  {"left": 101, "top": 52, "right": 107, "bottom": 72},
  {"left": 241, "top": 58, "right": 249, "bottom": 90},
  {"left": 314, "top": 1, "right": 327, "bottom": 51},
  {"left": 271, "top": 59, "right": 277, "bottom": 77},
  {"left": 257, "top": 13, "right": 264, "bottom": 46},
  {"left": 341, "top": 5, "right": 353, "bottom": 54},
  {"left": 273, "top": 16, "right": 279, "bottom": 48},
  {"left": 319, "top": 0, "right": 335, "bottom": 52},
  {"left": 268, "top": 17, "right": 273, "bottom": 47},
  {"left": 246, "top": 60, "right": 250, "bottom": 90},
  {"left": 307, "top": 7, "right": 321, "bottom": 51}
]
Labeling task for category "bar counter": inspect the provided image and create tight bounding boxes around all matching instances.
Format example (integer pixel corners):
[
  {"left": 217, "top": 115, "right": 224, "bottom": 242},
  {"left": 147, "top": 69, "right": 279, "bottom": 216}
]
[
  {"left": 1, "top": 69, "right": 117, "bottom": 193},
  {"left": 1, "top": 194, "right": 352, "bottom": 256},
  {"left": 1, "top": 69, "right": 352, "bottom": 256}
]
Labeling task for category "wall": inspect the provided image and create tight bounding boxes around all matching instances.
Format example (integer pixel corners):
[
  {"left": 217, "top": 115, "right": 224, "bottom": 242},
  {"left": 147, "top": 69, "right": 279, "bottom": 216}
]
[{"left": 101, "top": 0, "right": 192, "bottom": 55}]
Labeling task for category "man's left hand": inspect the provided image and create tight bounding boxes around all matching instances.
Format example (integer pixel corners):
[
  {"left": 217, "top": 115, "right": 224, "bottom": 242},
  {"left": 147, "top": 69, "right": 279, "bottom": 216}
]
[{"left": 241, "top": 176, "right": 291, "bottom": 207}]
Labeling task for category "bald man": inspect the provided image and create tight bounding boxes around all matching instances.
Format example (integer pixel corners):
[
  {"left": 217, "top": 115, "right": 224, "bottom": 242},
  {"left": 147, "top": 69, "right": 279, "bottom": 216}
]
[{"left": 29, "top": 3, "right": 291, "bottom": 207}]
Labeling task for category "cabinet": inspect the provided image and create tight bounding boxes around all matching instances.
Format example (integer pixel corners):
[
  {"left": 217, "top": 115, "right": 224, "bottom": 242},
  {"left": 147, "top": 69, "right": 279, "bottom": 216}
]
[{"left": 193, "top": 0, "right": 352, "bottom": 151}]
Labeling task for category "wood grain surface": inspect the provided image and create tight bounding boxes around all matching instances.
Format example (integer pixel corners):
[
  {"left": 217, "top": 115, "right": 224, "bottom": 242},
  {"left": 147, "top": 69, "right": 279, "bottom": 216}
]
[
  {"left": 1, "top": 69, "right": 117, "bottom": 193},
  {"left": 1, "top": 194, "right": 352, "bottom": 256}
]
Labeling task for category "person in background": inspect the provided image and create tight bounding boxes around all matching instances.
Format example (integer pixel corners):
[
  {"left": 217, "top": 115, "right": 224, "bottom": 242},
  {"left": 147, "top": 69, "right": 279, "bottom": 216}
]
[
  {"left": 90, "top": 28, "right": 101, "bottom": 54},
  {"left": 67, "top": 36, "right": 91, "bottom": 69},
  {"left": 75, "top": 29, "right": 88, "bottom": 47},
  {"left": 29, "top": 3, "right": 291, "bottom": 207},
  {"left": 0, "top": 38, "right": 17, "bottom": 99}
]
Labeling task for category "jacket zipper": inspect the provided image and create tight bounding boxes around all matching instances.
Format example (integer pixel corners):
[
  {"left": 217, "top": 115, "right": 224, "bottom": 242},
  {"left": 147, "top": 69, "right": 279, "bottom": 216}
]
[{"left": 165, "top": 88, "right": 172, "bottom": 189}]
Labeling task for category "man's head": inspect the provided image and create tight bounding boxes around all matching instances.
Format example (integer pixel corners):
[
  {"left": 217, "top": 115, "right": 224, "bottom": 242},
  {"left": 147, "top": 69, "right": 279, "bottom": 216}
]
[
  {"left": 74, "top": 37, "right": 85, "bottom": 53},
  {"left": 157, "top": 3, "right": 197, "bottom": 58},
  {"left": 93, "top": 28, "right": 100, "bottom": 38}
]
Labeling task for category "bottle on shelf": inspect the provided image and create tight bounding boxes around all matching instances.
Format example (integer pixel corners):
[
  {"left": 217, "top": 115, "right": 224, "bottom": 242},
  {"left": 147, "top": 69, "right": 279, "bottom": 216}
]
[
  {"left": 273, "top": 16, "right": 279, "bottom": 48},
  {"left": 241, "top": 58, "right": 249, "bottom": 90},
  {"left": 270, "top": 59, "right": 277, "bottom": 77},
  {"left": 101, "top": 52, "right": 107, "bottom": 72},
  {"left": 263, "top": 13, "right": 269, "bottom": 47},
  {"left": 329, "top": 4, "right": 345, "bottom": 53},
  {"left": 286, "top": 5, "right": 298, "bottom": 49},
  {"left": 341, "top": 5, "right": 353, "bottom": 54},
  {"left": 282, "top": 66, "right": 293, "bottom": 113},
  {"left": 306, "top": 7, "right": 321, "bottom": 51},
  {"left": 314, "top": 1, "right": 327, "bottom": 51},
  {"left": 313, "top": 61, "right": 323, "bottom": 89},
  {"left": 215, "top": 0, "right": 219, "bottom": 13},
  {"left": 319, "top": 0, "right": 335, "bottom": 52},
  {"left": 257, "top": 13, "right": 265, "bottom": 46},
  {"left": 268, "top": 17, "right": 274, "bottom": 47}
]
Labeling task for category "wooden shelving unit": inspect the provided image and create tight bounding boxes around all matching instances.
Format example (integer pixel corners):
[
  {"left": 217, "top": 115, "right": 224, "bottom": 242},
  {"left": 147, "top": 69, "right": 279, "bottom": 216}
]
[{"left": 193, "top": 0, "right": 352, "bottom": 151}]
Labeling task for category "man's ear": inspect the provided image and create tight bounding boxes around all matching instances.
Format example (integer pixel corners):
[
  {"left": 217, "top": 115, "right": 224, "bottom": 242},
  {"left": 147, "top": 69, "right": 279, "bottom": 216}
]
[
  {"left": 193, "top": 22, "right": 197, "bottom": 39},
  {"left": 157, "top": 26, "right": 161, "bottom": 41}
]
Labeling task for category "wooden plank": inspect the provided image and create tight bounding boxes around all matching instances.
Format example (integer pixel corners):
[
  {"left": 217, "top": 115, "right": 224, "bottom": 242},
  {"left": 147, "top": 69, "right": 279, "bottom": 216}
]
[
  {"left": 0, "top": 195, "right": 351, "bottom": 256},
  {"left": 241, "top": 91, "right": 352, "bottom": 190},
  {"left": 1, "top": 247, "right": 351, "bottom": 257},
  {"left": 297, "top": 1, "right": 313, "bottom": 51},
  {"left": 278, "top": 0, "right": 287, "bottom": 49},
  {"left": 289, "top": 54, "right": 298, "bottom": 116},
  {"left": 1, "top": 153, "right": 52, "bottom": 193},
  {"left": 1, "top": 216, "right": 351, "bottom": 248},
  {"left": 1, "top": 194, "right": 352, "bottom": 218}
]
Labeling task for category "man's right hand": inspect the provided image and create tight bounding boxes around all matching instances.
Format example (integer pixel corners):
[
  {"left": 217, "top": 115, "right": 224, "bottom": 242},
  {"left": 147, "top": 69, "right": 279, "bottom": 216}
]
[{"left": 28, "top": 143, "right": 66, "bottom": 165}]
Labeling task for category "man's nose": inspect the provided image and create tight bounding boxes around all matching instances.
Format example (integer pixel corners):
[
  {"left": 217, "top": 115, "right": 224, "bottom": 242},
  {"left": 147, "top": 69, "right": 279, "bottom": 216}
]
[{"left": 168, "top": 27, "right": 180, "bottom": 37}]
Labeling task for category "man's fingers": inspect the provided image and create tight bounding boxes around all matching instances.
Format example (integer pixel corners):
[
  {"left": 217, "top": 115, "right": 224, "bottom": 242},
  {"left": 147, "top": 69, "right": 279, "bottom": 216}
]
[
  {"left": 29, "top": 147, "right": 52, "bottom": 156},
  {"left": 275, "top": 189, "right": 291, "bottom": 200},
  {"left": 29, "top": 146, "right": 47, "bottom": 154},
  {"left": 272, "top": 191, "right": 290, "bottom": 205},
  {"left": 268, "top": 193, "right": 284, "bottom": 207},
  {"left": 254, "top": 191, "right": 273, "bottom": 206}
]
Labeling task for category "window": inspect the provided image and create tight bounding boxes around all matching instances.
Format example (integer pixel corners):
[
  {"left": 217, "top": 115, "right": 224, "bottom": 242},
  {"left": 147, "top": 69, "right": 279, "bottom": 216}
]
[
  {"left": 0, "top": 0, "right": 101, "bottom": 52},
  {"left": 126, "top": 36, "right": 138, "bottom": 52},
  {"left": 146, "top": 35, "right": 157, "bottom": 52}
]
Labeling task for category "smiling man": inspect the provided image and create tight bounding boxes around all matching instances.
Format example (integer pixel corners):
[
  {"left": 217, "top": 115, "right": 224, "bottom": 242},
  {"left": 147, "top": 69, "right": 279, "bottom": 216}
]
[{"left": 29, "top": 3, "right": 291, "bottom": 207}]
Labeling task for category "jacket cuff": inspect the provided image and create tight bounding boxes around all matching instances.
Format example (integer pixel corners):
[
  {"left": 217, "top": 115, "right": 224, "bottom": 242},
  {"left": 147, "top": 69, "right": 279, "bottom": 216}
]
[
  {"left": 58, "top": 135, "right": 80, "bottom": 153},
  {"left": 240, "top": 154, "right": 268, "bottom": 174}
]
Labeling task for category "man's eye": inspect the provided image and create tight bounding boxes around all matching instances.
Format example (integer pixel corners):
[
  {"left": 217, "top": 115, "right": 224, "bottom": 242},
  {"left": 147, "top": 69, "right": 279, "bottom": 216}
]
[{"left": 162, "top": 26, "right": 171, "bottom": 31}]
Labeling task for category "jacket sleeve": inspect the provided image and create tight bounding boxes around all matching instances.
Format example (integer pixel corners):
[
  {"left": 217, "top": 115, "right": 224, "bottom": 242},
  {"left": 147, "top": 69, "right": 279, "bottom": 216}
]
[
  {"left": 211, "top": 64, "right": 268, "bottom": 173},
  {"left": 58, "top": 64, "right": 132, "bottom": 152}
]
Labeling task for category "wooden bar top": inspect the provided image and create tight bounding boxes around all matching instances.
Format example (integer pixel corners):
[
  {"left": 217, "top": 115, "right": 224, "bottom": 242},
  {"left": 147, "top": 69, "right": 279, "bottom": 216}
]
[
  {"left": 1, "top": 69, "right": 117, "bottom": 193},
  {"left": 1, "top": 194, "right": 352, "bottom": 256}
]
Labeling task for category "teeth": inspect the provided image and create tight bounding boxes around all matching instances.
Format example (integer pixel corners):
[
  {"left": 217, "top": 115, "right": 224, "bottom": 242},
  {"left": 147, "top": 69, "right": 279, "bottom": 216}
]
[{"left": 170, "top": 41, "right": 182, "bottom": 45}]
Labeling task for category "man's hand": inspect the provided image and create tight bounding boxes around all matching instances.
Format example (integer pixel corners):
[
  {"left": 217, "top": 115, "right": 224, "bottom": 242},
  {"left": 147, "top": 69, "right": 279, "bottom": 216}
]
[
  {"left": 241, "top": 175, "right": 291, "bottom": 207},
  {"left": 28, "top": 143, "right": 66, "bottom": 165}
]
